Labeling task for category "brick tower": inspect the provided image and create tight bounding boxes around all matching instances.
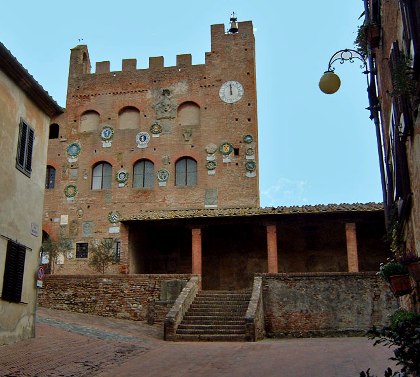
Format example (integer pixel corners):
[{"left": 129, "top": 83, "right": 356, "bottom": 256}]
[{"left": 44, "top": 19, "right": 259, "bottom": 273}]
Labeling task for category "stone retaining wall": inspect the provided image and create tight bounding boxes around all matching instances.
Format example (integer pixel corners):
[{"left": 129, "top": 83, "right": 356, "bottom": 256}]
[
  {"left": 38, "top": 274, "right": 192, "bottom": 323},
  {"left": 261, "top": 272, "right": 397, "bottom": 338}
]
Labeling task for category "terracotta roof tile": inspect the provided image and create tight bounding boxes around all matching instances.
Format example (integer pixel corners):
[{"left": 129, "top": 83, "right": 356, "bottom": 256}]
[{"left": 122, "top": 202, "right": 383, "bottom": 221}]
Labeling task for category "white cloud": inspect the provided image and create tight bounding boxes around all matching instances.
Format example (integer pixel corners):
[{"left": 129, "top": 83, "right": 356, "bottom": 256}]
[{"left": 260, "top": 178, "right": 309, "bottom": 207}]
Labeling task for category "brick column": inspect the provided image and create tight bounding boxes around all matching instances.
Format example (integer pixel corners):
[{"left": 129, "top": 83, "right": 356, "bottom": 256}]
[
  {"left": 119, "top": 222, "right": 129, "bottom": 274},
  {"left": 266, "top": 224, "right": 278, "bottom": 273},
  {"left": 346, "top": 223, "right": 359, "bottom": 272},
  {"left": 191, "top": 228, "right": 202, "bottom": 276}
]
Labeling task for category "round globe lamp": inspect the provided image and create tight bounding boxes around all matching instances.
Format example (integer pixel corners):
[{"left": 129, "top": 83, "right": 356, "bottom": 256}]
[{"left": 319, "top": 71, "right": 341, "bottom": 94}]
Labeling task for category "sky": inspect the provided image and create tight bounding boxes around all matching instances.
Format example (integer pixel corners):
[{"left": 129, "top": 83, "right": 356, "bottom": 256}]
[{"left": 1, "top": 0, "right": 382, "bottom": 208}]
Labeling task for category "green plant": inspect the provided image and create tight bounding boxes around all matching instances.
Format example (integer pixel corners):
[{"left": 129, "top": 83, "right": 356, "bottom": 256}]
[
  {"left": 88, "top": 238, "right": 117, "bottom": 274},
  {"left": 41, "top": 230, "right": 72, "bottom": 274},
  {"left": 389, "top": 309, "right": 420, "bottom": 331},
  {"left": 364, "top": 311, "right": 420, "bottom": 376},
  {"left": 377, "top": 259, "right": 408, "bottom": 282},
  {"left": 360, "top": 367, "right": 394, "bottom": 377},
  {"left": 392, "top": 54, "right": 416, "bottom": 97},
  {"left": 354, "top": 23, "right": 368, "bottom": 59}
]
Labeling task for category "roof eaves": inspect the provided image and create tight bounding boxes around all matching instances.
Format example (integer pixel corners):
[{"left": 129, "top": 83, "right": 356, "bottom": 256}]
[{"left": 0, "top": 42, "right": 63, "bottom": 117}]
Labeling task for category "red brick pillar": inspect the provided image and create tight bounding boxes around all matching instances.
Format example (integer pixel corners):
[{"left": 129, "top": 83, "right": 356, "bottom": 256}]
[
  {"left": 119, "top": 222, "right": 129, "bottom": 274},
  {"left": 191, "top": 228, "right": 202, "bottom": 276},
  {"left": 346, "top": 223, "right": 359, "bottom": 272},
  {"left": 266, "top": 224, "right": 278, "bottom": 273}
]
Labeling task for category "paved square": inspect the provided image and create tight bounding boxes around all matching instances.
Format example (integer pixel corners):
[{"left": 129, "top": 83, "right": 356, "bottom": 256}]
[{"left": 0, "top": 308, "right": 395, "bottom": 377}]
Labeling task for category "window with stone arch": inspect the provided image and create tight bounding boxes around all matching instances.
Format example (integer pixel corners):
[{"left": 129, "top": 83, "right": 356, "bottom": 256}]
[
  {"left": 177, "top": 102, "right": 200, "bottom": 126},
  {"left": 80, "top": 110, "right": 100, "bottom": 132},
  {"left": 133, "top": 159, "right": 154, "bottom": 188},
  {"left": 118, "top": 106, "right": 140, "bottom": 129},
  {"left": 175, "top": 157, "right": 197, "bottom": 186},
  {"left": 92, "top": 161, "right": 112, "bottom": 190}
]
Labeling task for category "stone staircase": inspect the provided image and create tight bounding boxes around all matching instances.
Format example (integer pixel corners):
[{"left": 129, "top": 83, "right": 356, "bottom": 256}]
[{"left": 175, "top": 290, "right": 251, "bottom": 341}]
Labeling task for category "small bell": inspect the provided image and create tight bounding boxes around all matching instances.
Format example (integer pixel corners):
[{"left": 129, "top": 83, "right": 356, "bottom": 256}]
[{"left": 228, "top": 12, "right": 239, "bottom": 34}]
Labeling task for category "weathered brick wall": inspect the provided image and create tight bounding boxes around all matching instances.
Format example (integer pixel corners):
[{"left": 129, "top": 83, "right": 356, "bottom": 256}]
[
  {"left": 38, "top": 274, "right": 191, "bottom": 323},
  {"left": 43, "top": 20, "right": 259, "bottom": 275},
  {"left": 261, "top": 272, "right": 397, "bottom": 337}
]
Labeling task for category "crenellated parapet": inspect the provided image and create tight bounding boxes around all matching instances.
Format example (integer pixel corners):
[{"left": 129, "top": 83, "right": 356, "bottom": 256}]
[{"left": 68, "top": 21, "right": 254, "bottom": 77}]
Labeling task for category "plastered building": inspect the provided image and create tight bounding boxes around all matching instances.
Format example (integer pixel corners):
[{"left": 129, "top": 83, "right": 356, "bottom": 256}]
[{"left": 0, "top": 42, "right": 62, "bottom": 344}]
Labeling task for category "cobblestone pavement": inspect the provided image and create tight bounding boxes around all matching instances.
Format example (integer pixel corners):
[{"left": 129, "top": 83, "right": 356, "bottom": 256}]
[{"left": 0, "top": 307, "right": 396, "bottom": 377}]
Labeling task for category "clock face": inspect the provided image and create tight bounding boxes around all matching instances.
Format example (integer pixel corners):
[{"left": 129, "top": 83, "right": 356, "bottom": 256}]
[{"left": 219, "top": 81, "right": 244, "bottom": 103}]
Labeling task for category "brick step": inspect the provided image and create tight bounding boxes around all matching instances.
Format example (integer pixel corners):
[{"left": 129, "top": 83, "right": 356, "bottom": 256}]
[
  {"left": 174, "top": 334, "right": 247, "bottom": 342},
  {"left": 181, "top": 319, "right": 245, "bottom": 325},
  {"left": 190, "top": 301, "right": 248, "bottom": 310},
  {"left": 174, "top": 290, "right": 252, "bottom": 342},
  {"left": 183, "top": 313, "right": 245, "bottom": 321},
  {"left": 184, "top": 310, "right": 246, "bottom": 317},
  {"left": 196, "top": 293, "right": 251, "bottom": 299},
  {"left": 176, "top": 327, "right": 245, "bottom": 335},
  {"left": 178, "top": 324, "right": 245, "bottom": 331},
  {"left": 193, "top": 298, "right": 250, "bottom": 304}
]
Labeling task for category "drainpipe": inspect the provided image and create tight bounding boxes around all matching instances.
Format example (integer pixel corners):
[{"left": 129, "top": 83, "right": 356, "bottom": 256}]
[{"left": 363, "top": 0, "right": 390, "bottom": 225}]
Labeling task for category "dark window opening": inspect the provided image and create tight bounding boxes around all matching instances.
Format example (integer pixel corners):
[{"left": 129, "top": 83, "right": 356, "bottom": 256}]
[
  {"left": 2, "top": 240, "right": 26, "bottom": 303},
  {"left": 49, "top": 124, "right": 59, "bottom": 139},
  {"left": 115, "top": 239, "right": 121, "bottom": 262},
  {"left": 45, "top": 166, "right": 56, "bottom": 189},
  {"left": 76, "top": 243, "right": 88, "bottom": 258}
]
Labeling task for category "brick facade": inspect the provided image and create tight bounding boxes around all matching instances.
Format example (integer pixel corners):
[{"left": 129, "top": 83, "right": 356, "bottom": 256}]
[
  {"left": 43, "top": 21, "right": 259, "bottom": 275},
  {"left": 38, "top": 274, "right": 192, "bottom": 324}
]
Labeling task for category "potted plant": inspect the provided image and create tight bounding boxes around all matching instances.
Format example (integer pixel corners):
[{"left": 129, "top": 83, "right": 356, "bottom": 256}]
[
  {"left": 378, "top": 259, "right": 412, "bottom": 297},
  {"left": 354, "top": 22, "right": 381, "bottom": 58},
  {"left": 398, "top": 251, "right": 420, "bottom": 282}
]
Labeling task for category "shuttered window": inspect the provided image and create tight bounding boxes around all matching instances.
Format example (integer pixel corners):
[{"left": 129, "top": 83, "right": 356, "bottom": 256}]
[
  {"left": 16, "top": 120, "right": 35, "bottom": 177},
  {"left": 1, "top": 240, "right": 26, "bottom": 303},
  {"left": 175, "top": 157, "right": 197, "bottom": 186},
  {"left": 133, "top": 159, "right": 154, "bottom": 188},
  {"left": 92, "top": 162, "right": 112, "bottom": 190}
]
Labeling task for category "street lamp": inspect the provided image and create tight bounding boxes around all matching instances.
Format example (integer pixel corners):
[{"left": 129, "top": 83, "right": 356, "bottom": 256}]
[{"left": 319, "top": 49, "right": 367, "bottom": 94}]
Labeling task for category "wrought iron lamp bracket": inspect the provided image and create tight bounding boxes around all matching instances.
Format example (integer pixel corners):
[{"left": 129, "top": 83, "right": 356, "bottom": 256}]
[{"left": 327, "top": 49, "right": 367, "bottom": 72}]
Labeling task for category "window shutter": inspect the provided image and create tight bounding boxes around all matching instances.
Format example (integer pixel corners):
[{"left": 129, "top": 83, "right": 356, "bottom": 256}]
[
  {"left": 17, "top": 122, "right": 28, "bottom": 168},
  {"left": 25, "top": 128, "right": 34, "bottom": 173},
  {"left": 2, "top": 241, "right": 26, "bottom": 303}
]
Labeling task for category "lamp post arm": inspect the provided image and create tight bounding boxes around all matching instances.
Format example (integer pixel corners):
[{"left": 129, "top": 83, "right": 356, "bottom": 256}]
[{"left": 327, "top": 49, "right": 367, "bottom": 72}]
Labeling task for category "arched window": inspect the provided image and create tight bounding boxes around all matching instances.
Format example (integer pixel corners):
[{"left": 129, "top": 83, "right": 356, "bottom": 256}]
[
  {"left": 49, "top": 124, "right": 59, "bottom": 139},
  {"left": 92, "top": 162, "right": 112, "bottom": 190},
  {"left": 175, "top": 157, "right": 197, "bottom": 186},
  {"left": 45, "top": 165, "right": 56, "bottom": 189},
  {"left": 133, "top": 159, "right": 154, "bottom": 188},
  {"left": 177, "top": 102, "right": 200, "bottom": 126},
  {"left": 118, "top": 106, "right": 140, "bottom": 129},
  {"left": 80, "top": 110, "right": 100, "bottom": 132}
]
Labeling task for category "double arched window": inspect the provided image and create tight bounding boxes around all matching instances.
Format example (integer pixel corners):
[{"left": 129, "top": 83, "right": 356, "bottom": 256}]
[
  {"left": 92, "top": 162, "right": 112, "bottom": 190},
  {"left": 175, "top": 157, "right": 197, "bottom": 186},
  {"left": 133, "top": 159, "right": 154, "bottom": 188}
]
